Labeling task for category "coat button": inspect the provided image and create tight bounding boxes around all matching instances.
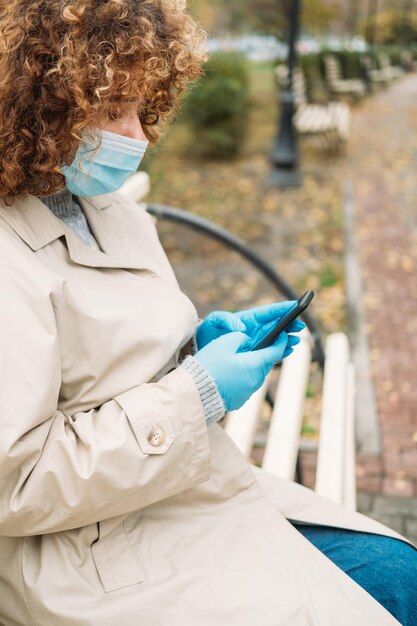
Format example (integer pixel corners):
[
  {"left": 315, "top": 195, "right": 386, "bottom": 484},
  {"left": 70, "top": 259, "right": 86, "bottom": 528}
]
[{"left": 147, "top": 426, "right": 166, "bottom": 447}]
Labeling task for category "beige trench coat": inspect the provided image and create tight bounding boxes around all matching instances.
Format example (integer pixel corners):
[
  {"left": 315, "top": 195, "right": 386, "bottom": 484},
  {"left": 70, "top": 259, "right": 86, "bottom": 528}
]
[{"left": 0, "top": 191, "right": 413, "bottom": 626}]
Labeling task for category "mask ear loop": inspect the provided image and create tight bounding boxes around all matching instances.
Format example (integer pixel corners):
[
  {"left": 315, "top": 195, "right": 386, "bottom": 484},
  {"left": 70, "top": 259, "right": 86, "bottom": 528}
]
[{"left": 73, "top": 129, "right": 102, "bottom": 178}]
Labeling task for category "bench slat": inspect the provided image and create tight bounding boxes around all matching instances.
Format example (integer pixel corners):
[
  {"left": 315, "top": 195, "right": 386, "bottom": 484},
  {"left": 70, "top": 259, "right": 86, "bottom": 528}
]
[
  {"left": 224, "top": 376, "right": 270, "bottom": 459},
  {"left": 262, "top": 330, "right": 312, "bottom": 480},
  {"left": 343, "top": 363, "right": 357, "bottom": 511},
  {"left": 315, "top": 333, "right": 350, "bottom": 505}
]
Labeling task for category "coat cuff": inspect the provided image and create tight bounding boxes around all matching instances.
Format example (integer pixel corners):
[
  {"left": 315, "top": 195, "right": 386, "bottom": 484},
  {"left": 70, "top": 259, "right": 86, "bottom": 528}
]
[{"left": 115, "top": 366, "right": 211, "bottom": 457}]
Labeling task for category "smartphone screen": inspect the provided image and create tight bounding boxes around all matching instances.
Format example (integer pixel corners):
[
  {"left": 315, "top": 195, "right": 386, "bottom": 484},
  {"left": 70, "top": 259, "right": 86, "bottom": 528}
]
[{"left": 252, "top": 290, "right": 314, "bottom": 351}]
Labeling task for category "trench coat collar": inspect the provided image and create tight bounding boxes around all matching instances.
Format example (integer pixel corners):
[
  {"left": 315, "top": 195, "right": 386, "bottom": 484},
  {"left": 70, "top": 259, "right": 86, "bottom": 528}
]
[{"left": 0, "top": 191, "right": 153, "bottom": 271}]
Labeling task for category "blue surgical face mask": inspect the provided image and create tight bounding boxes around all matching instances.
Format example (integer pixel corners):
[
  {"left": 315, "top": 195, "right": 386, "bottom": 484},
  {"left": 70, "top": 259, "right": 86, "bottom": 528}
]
[{"left": 61, "top": 129, "right": 149, "bottom": 197}]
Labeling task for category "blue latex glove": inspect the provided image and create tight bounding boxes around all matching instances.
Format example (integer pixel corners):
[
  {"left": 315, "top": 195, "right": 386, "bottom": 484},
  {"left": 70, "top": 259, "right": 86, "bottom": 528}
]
[
  {"left": 193, "top": 330, "right": 300, "bottom": 412},
  {"left": 196, "top": 301, "right": 305, "bottom": 351}
]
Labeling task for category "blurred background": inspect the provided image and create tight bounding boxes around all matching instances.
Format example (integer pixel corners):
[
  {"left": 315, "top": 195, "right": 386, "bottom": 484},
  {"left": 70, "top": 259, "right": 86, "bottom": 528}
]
[{"left": 139, "top": 1, "right": 417, "bottom": 540}]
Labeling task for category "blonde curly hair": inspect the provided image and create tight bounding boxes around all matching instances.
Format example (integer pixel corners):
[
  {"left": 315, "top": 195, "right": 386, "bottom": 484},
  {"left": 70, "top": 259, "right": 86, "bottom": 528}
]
[{"left": 0, "top": 0, "right": 206, "bottom": 201}]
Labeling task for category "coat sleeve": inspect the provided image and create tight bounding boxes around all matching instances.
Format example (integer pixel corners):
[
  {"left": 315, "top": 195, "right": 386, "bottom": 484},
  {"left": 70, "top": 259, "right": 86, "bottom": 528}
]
[{"left": 0, "top": 254, "right": 211, "bottom": 537}]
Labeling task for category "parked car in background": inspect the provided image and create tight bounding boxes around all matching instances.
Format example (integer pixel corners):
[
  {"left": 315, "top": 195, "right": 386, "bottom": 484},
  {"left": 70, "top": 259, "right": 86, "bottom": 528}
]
[
  {"left": 205, "top": 34, "right": 287, "bottom": 62},
  {"left": 204, "top": 33, "right": 369, "bottom": 61}
]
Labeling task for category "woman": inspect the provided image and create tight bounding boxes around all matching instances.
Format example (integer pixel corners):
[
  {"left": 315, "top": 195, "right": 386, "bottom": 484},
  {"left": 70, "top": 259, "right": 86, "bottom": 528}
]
[{"left": 0, "top": 1, "right": 415, "bottom": 625}]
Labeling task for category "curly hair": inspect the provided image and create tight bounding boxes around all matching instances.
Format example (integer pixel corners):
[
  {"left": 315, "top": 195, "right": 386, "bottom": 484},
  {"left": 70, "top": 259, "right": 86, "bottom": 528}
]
[{"left": 0, "top": 0, "right": 206, "bottom": 201}]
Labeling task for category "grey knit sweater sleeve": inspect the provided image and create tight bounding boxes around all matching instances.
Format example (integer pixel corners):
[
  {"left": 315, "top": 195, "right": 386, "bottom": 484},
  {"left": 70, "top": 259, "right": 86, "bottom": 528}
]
[
  {"left": 41, "top": 189, "right": 226, "bottom": 426},
  {"left": 180, "top": 356, "right": 226, "bottom": 425}
]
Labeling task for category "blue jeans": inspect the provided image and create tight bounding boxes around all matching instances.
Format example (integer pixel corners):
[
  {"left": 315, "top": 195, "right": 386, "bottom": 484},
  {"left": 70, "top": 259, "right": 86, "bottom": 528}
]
[{"left": 292, "top": 523, "right": 417, "bottom": 625}]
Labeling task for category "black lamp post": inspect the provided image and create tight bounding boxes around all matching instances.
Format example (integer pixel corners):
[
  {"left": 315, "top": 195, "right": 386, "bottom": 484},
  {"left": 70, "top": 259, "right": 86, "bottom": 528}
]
[{"left": 269, "top": 0, "right": 302, "bottom": 188}]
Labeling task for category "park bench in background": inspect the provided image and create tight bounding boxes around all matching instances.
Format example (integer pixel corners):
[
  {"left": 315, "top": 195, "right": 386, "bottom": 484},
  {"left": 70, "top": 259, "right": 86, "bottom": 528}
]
[
  {"left": 276, "top": 65, "right": 351, "bottom": 149},
  {"left": 360, "top": 55, "right": 389, "bottom": 90},
  {"left": 377, "top": 53, "right": 404, "bottom": 82},
  {"left": 323, "top": 54, "right": 367, "bottom": 101},
  {"left": 119, "top": 174, "right": 357, "bottom": 511},
  {"left": 400, "top": 50, "right": 417, "bottom": 72}
]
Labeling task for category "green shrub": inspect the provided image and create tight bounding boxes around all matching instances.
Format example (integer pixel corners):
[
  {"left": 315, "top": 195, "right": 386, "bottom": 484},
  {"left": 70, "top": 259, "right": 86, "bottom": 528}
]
[
  {"left": 182, "top": 52, "right": 251, "bottom": 159},
  {"left": 299, "top": 54, "right": 330, "bottom": 103},
  {"left": 319, "top": 263, "right": 339, "bottom": 289}
]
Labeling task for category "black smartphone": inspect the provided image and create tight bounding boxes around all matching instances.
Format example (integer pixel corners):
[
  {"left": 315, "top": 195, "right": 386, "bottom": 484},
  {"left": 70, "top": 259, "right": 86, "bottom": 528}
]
[{"left": 252, "top": 290, "right": 315, "bottom": 351}]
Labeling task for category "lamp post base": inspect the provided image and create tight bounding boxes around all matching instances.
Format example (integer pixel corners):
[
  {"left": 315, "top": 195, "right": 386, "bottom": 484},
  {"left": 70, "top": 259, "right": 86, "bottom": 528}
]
[{"left": 267, "top": 167, "right": 302, "bottom": 188}]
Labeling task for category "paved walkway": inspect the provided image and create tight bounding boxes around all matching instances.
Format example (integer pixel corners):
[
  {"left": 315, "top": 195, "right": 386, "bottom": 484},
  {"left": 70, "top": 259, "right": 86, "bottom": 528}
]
[
  {"left": 301, "top": 74, "right": 417, "bottom": 541},
  {"left": 346, "top": 74, "right": 417, "bottom": 539}
]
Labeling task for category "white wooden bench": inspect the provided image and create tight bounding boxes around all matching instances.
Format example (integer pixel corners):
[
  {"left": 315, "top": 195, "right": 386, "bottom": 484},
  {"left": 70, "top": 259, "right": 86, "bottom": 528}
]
[
  {"left": 377, "top": 53, "right": 404, "bottom": 82},
  {"left": 276, "top": 65, "right": 351, "bottom": 147},
  {"left": 120, "top": 174, "right": 357, "bottom": 512},
  {"left": 360, "top": 55, "right": 388, "bottom": 89},
  {"left": 323, "top": 55, "right": 366, "bottom": 101},
  {"left": 400, "top": 50, "right": 417, "bottom": 72},
  {"left": 224, "top": 329, "right": 356, "bottom": 511}
]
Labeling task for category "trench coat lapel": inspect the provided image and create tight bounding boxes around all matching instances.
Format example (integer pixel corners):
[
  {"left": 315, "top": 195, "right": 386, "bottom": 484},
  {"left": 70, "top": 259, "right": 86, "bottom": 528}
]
[{"left": 0, "top": 192, "right": 155, "bottom": 272}]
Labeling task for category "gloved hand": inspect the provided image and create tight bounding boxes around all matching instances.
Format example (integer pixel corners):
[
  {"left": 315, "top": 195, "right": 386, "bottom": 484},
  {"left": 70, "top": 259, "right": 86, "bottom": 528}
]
[
  {"left": 193, "top": 330, "right": 300, "bottom": 412},
  {"left": 196, "top": 301, "right": 305, "bottom": 351},
  {"left": 196, "top": 310, "right": 247, "bottom": 350}
]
